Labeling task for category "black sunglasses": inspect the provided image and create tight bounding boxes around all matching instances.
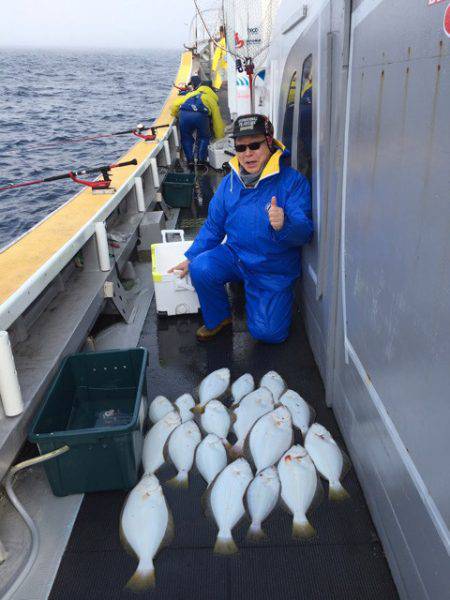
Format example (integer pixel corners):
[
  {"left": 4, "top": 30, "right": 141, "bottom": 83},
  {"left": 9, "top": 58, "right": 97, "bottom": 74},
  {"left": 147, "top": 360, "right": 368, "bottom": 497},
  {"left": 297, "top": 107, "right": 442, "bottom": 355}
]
[{"left": 235, "top": 140, "right": 265, "bottom": 153}]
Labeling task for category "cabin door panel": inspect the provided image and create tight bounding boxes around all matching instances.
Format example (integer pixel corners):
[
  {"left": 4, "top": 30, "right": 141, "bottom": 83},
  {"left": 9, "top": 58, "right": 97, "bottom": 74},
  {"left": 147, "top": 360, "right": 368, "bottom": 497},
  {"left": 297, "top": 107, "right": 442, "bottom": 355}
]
[
  {"left": 294, "top": 4, "right": 333, "bottom": 381},
  {"left": 332, "top": 0, "right": 450, "bottom": 597}
]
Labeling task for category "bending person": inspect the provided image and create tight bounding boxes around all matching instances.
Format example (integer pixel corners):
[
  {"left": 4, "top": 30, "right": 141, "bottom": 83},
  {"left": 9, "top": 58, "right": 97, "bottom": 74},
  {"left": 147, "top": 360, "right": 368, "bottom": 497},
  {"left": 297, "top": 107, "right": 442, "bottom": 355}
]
[
  {"left": 170, "top": 75, "right": 224, "bottom": 169},
  {"left": 170, "top": 114, "right": 313, "bottom": 343}
]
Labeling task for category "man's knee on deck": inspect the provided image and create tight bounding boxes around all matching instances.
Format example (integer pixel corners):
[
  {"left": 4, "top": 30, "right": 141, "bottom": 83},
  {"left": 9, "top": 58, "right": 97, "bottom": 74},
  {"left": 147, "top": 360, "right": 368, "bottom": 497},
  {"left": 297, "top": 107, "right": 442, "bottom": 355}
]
[{"left": 247, "top": 318, "right": 290, "bottom": 344}]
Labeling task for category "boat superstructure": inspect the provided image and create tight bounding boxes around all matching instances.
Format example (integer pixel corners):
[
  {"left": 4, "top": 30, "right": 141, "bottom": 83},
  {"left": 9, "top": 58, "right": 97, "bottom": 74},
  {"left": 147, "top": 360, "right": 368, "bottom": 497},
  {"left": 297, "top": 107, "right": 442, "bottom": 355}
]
[{"left": 0, "top": 1, "right": 449, "bottom": 599}]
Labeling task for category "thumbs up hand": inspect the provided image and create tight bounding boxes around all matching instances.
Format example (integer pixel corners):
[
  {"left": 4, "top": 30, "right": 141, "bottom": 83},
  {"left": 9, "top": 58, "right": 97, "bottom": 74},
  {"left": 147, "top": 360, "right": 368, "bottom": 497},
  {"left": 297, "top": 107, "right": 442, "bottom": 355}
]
[{"left": 268, "top": 196, "right": 284, "bottom": 231}]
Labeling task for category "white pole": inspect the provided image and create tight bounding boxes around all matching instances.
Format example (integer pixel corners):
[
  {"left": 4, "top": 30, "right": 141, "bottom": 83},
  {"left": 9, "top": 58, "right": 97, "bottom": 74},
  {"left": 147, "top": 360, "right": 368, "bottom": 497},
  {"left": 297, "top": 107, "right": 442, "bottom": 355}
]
[
  {"left": 0, "top": 331, "right": 24, "bottom": 417},
  {"left": 95, "top": 222, "right": 111, "bottom": 272},
  {"left": 150, "top": 157, "right": 160, "bottom": 189},
  {"left": 163, "top": 140, "right": 171, "bottom": 166},
  {"left": 173, "top": 126, "right": 179, "bottom": 148},
  {"left": 134, "top": 176, "right": 146, "bottom": 212}
]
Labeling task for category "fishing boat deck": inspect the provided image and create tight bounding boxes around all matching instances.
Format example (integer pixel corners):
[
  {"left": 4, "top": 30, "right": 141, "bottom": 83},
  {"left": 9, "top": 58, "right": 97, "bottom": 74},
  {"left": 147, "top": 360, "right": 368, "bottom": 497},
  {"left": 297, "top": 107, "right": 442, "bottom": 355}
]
[{"left": 48, "top": 165, "right": 399, "bottom": 599}]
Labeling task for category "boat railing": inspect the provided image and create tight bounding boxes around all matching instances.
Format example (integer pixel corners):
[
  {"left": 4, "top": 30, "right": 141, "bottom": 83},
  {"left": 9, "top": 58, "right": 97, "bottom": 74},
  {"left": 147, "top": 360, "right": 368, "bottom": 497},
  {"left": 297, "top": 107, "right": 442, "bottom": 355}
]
[{"left": 0, "top": 126, "right": 178, "bottom": 335}]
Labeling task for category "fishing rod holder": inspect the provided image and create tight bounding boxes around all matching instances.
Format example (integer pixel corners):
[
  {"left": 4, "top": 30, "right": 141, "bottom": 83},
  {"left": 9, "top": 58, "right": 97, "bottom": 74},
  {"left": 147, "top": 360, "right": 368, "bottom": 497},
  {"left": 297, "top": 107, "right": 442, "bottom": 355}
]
[
  {"left": 69, "top": 169, "right": 116, "bottom": 194},
  {"left": 132, "top": 124, "right": 171, "bottom": 142},
  {"left": 132, "top": 130, "right": 156, "bottom": 142}
]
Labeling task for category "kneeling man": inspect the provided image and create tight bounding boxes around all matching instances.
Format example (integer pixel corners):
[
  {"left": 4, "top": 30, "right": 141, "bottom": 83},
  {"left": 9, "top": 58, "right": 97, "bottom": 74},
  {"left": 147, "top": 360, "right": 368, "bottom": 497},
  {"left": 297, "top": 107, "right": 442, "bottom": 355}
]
[{"left": 171, "top": 114, "right": 313, "bottom": 343}]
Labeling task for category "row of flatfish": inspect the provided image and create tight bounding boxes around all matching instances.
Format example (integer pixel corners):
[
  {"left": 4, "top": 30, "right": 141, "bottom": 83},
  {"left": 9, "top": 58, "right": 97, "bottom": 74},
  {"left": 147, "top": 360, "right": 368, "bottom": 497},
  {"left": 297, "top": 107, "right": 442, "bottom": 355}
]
[{"left": 120, "top": 368, "right": 350, "bottom": 591}]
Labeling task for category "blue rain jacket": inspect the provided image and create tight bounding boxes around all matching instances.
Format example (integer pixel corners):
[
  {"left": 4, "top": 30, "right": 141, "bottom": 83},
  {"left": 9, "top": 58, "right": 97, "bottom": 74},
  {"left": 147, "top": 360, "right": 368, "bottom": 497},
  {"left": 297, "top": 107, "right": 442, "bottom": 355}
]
[{"left": 185, "top": 141, "right": 313, "bottom": 291}]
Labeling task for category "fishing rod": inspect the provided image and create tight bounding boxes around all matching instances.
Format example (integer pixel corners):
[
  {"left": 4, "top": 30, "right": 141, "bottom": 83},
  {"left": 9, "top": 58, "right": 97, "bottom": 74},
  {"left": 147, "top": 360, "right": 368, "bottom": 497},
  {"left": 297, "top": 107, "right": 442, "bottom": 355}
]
[
  {"left": 25, "top": 122, "right": 171, "bottom": 150},
  {"left": 0, "top": 159, "right": 138, "bottom": 193}
]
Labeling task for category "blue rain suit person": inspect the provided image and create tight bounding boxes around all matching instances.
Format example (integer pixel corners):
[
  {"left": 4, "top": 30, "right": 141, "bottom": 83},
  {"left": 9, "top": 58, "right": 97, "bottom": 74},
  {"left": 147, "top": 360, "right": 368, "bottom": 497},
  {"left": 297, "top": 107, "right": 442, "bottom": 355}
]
[
  {"left": 170, "top": 76, "right": 225, "bottom": 164},
  {"left": 182, "top": 114, "right": 313, "bottom": 344}
]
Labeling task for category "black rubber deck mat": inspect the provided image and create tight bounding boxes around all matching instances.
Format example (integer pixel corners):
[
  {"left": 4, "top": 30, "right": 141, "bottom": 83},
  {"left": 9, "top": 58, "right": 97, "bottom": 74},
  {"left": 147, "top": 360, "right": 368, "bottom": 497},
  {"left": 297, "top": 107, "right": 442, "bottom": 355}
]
[{"left": 50, "top": 293, "right": 399, "bottom": 600}]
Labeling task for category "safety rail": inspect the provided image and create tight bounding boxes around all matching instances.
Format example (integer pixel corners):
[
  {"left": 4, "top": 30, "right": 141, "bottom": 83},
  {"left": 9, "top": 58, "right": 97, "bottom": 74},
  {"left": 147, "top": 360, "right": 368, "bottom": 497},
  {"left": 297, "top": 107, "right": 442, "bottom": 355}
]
[{"left": 0, "top": 128, "right": 176, "bottom": 333}]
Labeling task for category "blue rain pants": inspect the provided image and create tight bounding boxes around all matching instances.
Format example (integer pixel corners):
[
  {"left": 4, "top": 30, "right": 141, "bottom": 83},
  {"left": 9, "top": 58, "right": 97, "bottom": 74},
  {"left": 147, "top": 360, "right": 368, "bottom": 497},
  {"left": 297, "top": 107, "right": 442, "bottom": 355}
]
[
  {"left": 179, "top": 109, "right": 210, "bottom": 162},
  {"left": 189, "top": 244, "right": 294, "bottom": 344}
]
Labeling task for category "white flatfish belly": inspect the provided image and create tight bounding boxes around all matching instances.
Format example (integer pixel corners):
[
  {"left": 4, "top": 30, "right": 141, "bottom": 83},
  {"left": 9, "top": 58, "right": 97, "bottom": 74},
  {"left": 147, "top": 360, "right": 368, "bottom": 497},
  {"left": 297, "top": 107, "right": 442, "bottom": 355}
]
[
  {"left": 210, "top": 458, "right": 253, "bottom": 554},
  {"left": 230, "top": 387, "right": 274, "bottom": 457},
  {"left": 305, "top": 423, "right": 350, "bottom": 501},
  {"left": 167, "top": 420, "right": 202, "bottom": 488},
  {"left": 278, "top": 445, "right": 319, "bottom": 538},
  {"left": 195, "top": 433, "right": 228, "bottom": 486},
  {"left": 142, "top": 411, "right": 181, "bottom": 474},
  {"left": 200, "top": 400, "right": 231, "bottom": 447},
  {"left": 246, "top": 466, "right": 280, "bottom": 541},
  {"left": 120, "top": 474, "right": 172, "bottom": 591},
  {"left": 231, "top": 373, "right": 255, "bottom": 406},
  {"left": 198, "top": 368, "right": 230, "bottom": 407},
  {"left": 260, "top": 371, "right": 286, "bottom": 402},
  {"left": 148, "top": 395, "right": 173, "bottom": 424},
  {"left": 279, "top": 389, "right": 314, "bottom": 436},
  {"left": 249, "top": 406, "right": 293, "bottom": 472},
  {"left": 174, "top": 393, "right": 195, "bottom": 422}
]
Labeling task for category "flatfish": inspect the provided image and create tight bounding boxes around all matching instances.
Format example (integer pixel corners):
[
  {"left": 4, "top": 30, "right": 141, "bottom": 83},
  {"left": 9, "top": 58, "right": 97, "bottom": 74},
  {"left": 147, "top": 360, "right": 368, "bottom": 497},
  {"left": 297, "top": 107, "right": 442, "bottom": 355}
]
[
  {"left": 142, "top": 411, "right": 181, "bottom": 474},
  {"left": 166, "top": 420, "right": 202, "bottom": 488},
  {"left": 195, "top": 433, "right": 228, "bottom": 486},
  {"left": 174, "top": 393, "right": 195, "bottom": 422},
  {"left": 231, "top": 373, "right": 255, "bottom": 406},
  {"left": 192, "top": 368, "right": 230, "bottom": 413},
  {"left": 304, "top": 423, "right": 350, "bottom": 500},
  {"left": 249, "top": 406, "right": 293, "bottom": 472},
  {"left": 120, "top": 474, "right": 173, "bottom": 590},
  {"left": 200, "top": 400, "right": 231, "bottom": 448},
  {"left": 209, "top": 458, "right": 253, "bottom": 554},
  {"left": 259, "top": 371, "right": 286, "bottom": 402},
  {"left": 148, "top": 395, "right": 173, "bottom": 424},
  {"left": 278, "top": 445, "right": 321, "bottom": 538},
  {"left": 279, "top": 389, "right": 315, "bottom": 436},
  {"left": 230, "top": 387, "right": 274, "bottom": 457},
  {"left": 246, "top": 466, "right": 280, "bottom": 541}
]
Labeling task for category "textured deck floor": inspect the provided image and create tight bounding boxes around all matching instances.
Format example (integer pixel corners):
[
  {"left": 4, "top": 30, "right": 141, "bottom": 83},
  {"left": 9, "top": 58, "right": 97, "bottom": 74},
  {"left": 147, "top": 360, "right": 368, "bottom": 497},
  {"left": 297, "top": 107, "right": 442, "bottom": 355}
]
[
  {"left": 50, "top": 169, "right": 399, "bottom": 600},
  {"left": 49, "top": 295, "right": 399, "bottom": 600}
]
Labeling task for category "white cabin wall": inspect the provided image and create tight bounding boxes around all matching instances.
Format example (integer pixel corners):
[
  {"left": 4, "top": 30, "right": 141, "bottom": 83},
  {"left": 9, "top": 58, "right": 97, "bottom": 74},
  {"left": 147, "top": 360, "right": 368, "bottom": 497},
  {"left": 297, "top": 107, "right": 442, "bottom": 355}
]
[{"left": 268, "top": 0, "right": 333, "bottom": 137}]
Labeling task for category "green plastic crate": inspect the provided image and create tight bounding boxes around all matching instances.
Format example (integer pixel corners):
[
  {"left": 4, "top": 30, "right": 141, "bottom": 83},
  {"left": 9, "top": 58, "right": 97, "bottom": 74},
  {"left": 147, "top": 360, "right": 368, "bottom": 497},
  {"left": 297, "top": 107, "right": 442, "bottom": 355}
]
[
  {"left": 28, "top": 348, "right": 148, "bottom": 496},
  {"left": 161, "top": 172, "right": 195, "bottom": 208}
]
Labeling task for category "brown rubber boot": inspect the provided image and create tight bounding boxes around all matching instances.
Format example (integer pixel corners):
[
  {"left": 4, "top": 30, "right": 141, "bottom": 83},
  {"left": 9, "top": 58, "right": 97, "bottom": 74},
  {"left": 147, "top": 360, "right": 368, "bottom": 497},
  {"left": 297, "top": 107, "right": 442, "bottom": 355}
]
[{"left": 196, "top": 318, "right": 232, "bottom": 341}]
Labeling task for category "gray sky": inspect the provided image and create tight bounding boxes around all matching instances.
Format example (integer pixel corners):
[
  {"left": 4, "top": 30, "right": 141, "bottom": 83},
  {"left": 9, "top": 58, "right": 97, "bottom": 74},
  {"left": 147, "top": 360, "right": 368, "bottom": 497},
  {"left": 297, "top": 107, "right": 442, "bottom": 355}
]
[{"left": 0, "top": 0, "right": 198, "bottom": 49}]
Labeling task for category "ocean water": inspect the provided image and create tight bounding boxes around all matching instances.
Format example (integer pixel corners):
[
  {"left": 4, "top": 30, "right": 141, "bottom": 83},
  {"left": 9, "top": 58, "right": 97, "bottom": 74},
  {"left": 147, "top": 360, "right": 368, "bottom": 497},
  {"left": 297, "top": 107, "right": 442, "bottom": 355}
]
[{"left": 0, "top": 47, "right": 180, "bottom": 249}]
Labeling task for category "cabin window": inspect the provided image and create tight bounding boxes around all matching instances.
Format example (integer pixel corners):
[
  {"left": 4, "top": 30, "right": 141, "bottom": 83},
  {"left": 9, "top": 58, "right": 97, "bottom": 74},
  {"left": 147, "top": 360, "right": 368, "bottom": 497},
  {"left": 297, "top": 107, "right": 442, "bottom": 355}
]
[
  {"left": 281, "top": 71, "right": 297, "bottom": 163},
  {"left": 297, "top": 54, "right": 312, "bottom": 180}
]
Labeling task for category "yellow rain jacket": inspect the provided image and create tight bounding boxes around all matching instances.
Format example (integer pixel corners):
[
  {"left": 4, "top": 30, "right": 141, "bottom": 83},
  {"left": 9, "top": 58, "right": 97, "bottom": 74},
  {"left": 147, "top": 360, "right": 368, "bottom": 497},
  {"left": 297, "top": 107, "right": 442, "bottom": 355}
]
[{"left": 170, "top": 86, "right": 225, "bottom": 140}]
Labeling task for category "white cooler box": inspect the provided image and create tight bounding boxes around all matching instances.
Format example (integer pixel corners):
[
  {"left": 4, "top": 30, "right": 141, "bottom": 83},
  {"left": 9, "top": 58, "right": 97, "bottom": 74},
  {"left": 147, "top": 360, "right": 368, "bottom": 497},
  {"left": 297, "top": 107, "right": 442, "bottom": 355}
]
[
  {"left": 208, "top": 137, "right": 235, "bottom": 170},
  {"left": 151, "top": 229, "right": 200, "bottom": 316}
]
